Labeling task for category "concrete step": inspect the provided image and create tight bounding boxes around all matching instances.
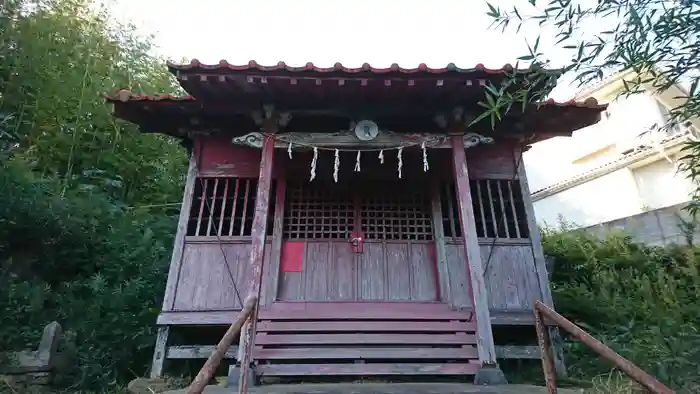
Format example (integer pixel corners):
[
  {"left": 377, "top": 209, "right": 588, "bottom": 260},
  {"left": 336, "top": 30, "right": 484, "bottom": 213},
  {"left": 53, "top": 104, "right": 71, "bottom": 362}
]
[{"left": 163, "top": 382, "right": 582, "bottom": 394}]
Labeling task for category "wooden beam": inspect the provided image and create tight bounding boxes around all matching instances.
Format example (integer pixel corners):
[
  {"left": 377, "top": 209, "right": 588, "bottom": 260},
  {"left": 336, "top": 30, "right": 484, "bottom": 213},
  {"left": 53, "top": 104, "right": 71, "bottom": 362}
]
[
  {"left": 237, "top": 130, "right": 276, "bottom": 391},
  {"left": 149, "top": 326, "right": 169, "bottom": 379},
  {"left": 255, "top": 363, "right": 481, "bottom": 376},
  {"left": 429, "top": 181, "right": 452, "bottom": 305},
  {"left": 155, "top": 308, "right": 556, "bottom": 326},
  {"left": 517, "top": 153, "right": 567, "bottom": 376},
  {"left": 161, "top": 155, "right": 197, "bottom": 312},
  {"left": 495, "top": 346, "right": 541, "bottom": 359},
  {"left": 516, "top": 153, "right": 554, "bottom": 309},
  {"left": 186, "top": 296, "right": 256, "bottom": 394},
  {"left": 449, "top": 134, "right": 498, "bottom": 366},
  {"left": 168, "top": 344, "right": 539, "bottom": 361},
  {"left": 264, "top": 176, "right": 286, "bottom": 307}
]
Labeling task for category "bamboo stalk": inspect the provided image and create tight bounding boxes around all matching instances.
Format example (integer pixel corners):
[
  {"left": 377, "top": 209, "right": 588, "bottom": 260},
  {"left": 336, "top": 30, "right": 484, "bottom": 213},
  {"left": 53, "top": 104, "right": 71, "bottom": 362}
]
[{"left": 185, "top": 296, "right": 257, "bottom": 394}]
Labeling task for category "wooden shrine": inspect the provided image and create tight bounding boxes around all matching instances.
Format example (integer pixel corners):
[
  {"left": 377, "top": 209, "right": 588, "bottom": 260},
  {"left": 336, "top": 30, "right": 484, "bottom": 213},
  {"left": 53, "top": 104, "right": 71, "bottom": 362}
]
[{"left": 108, "top": 60, "right": 606, "bottom": 385}]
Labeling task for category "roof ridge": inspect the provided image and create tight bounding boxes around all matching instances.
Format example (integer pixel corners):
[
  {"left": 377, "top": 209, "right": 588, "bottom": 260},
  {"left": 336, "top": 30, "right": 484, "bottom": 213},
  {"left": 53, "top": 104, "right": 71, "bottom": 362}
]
[
  {"left": 106, "top": 90, "right": 605, "bottom": 109},
  {"left": 165, "top": 59, "right": 565, "bottom": 76}
]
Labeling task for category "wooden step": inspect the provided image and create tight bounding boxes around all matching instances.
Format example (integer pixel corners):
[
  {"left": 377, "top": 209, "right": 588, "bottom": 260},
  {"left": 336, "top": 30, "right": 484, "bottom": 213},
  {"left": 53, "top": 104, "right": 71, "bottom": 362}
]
[
  {"left": 255, "top": 362, "right": 481, "bottom": 376},
  {"left": 255, "top": 347, "right": 478, "bottom": 360},
  {"left": 259, "top": 302, "right": 473, "bottom": 320},
  {"left": 251, "top": 302, "right": 479, "bottom": 378},
  {"left": 256, "top": 333, "right": 476, "bottom": 346},
  {"left": 257, "top": 320, "right": 475, "bottom": 332}
]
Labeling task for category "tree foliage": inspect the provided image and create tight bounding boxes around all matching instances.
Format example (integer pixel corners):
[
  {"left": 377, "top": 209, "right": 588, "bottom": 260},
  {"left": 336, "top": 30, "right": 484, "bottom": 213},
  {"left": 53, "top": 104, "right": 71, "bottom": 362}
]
[
  {"left": 481, "top": 0, "right": 700, "bottom": 209},
  {"left": 1, "top": 0, "right": 186, "bottom": 204},
  {"left": 0, "top": 0, "right": 188, "bottom": 389}
]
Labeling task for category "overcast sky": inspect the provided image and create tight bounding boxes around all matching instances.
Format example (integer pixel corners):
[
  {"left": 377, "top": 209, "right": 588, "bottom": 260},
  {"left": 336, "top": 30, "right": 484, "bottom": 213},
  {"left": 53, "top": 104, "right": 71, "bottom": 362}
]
[{"left": 103, "top": 0, "right": 590, "bottom": 99}]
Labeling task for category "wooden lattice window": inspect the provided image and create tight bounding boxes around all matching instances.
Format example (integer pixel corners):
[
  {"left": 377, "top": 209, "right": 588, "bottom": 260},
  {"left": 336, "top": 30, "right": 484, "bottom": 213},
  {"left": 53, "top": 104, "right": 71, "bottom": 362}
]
[
  {"left": 283, "top": 181, "right": 433, "bottom": 241},
  {"left": 187, "top": 177, "right": 276, "bottom": 237},
  {"left": 283, "top": 183, "right": 354, "bottom": 240},
  {"left": 441, "top": 180, "right": 529, "bottom": 239},
  {"left": 360, "top": 184, "right": 433, "bottom": 241}
]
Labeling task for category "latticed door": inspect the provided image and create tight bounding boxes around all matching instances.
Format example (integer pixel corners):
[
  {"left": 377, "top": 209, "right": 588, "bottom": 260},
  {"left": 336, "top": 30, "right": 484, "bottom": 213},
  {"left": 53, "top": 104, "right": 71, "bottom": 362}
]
[{"left": 277, "top": 180, "right": 439, "bottom": 302}]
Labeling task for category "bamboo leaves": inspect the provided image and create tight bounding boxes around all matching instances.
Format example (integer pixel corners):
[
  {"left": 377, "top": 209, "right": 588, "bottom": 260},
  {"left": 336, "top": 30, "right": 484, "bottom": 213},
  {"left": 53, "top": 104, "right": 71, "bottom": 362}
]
[
  {"left": 0, "top": 0, "right": 186, "bottom": 206},
  {"left": 484, "top": 0, "right": 700, "bottom": 211}
]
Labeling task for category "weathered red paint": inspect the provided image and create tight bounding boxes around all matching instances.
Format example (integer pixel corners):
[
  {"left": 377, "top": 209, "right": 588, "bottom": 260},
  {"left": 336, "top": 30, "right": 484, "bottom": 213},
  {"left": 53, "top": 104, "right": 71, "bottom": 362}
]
[
  {"left": 252, "top": 300, "right": 478, "bottom": 378},
  {"left": 257, "top": 320, "right": 476, "bottom": 332},
  {"left": 349, "top": 230, "right": 364, "bottom": 254},
  {"left": 450, "top": 136, "right": 477, "bottom": 305},
  {"left": 428, "top": 244, "right": 442, "bottom": 301},
  {"left": 237, "top": 130, "right": 275, "bottom": 392},
  {"left": 261, "top": 301, "right": 467, "bottom": 319},
  {"left": 280, "top": 242, "right": 304, "bottom": 273},
  {"left": 194, "top": 135, "right": 262, "bottom": 177},
  {"left": 466, "top": 143, "right": 521, "bottom": 180},
  {"left": 450, "top": 133, "right": 498, "bottom": 365}
]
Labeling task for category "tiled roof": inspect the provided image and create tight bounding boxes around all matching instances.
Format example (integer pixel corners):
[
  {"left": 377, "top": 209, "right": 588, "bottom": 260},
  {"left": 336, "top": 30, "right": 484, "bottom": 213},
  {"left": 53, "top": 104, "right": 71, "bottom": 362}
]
[
  {"left": 166, "top": 59, "right": 563, "bottom": 75},
  {"left": 106, "top": 90, "right": 194, "bottom": 102},
  {"left": 107, "top": 89, "right": 605, "bottom": 109}
]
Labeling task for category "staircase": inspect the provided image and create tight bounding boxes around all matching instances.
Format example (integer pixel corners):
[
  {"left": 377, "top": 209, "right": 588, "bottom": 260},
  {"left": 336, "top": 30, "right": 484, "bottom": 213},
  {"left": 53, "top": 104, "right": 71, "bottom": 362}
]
[
  {"left": 253, "top": 304, "right": 479, "bottom": 378},
  {"left": 180, "top": 298, "right": 675, "bottom": 394}
]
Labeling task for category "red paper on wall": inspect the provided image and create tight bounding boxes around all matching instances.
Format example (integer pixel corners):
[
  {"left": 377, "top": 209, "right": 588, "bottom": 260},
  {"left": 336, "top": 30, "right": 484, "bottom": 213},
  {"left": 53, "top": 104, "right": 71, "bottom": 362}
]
[{"left": 280, "top": 241, "right": 305, "bottom": 272}]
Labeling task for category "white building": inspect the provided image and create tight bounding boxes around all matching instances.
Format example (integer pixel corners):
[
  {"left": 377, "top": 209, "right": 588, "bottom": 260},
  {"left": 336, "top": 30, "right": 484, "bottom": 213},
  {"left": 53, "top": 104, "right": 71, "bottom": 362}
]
[{"left": 525, "top": 70, "right": 699, "bottom": 230}]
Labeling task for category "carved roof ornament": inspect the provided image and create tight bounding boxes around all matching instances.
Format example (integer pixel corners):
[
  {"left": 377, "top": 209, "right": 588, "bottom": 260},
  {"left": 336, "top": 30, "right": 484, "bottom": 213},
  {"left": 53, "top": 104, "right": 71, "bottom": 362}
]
[
  {"left": 353, "top": 120, "right": 380, "bottom": 141},
  {"left": 231, "top": 129, "right": 493, "bottom": 183},
  {"left": 231, "top": 130, "right": 493, "bottom": 150},
  {"left": 250, "top": 104, "right": 292, "bottom": 129}
]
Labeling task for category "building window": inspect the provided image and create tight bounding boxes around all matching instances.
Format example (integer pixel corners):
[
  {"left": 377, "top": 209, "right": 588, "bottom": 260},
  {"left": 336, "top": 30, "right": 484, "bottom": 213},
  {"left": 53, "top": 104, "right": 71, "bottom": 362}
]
[
  {"left": 655, "top": 99, "right": 686, "bottom": 136},
  {"left": 187, "top": 177, "right": 276, "bottom": 237},
  {"left": 282, "top": 180, "right": 434, "bottom": 241},
  {"left": 440, "top": 180, "right": 530, "bottom": 240}
]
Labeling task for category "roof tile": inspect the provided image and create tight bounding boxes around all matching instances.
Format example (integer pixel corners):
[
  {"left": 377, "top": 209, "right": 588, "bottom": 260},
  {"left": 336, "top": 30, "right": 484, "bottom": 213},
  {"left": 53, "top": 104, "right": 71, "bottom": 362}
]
[
  {"left": 107, "top": 90, "right": 604, "bottom": 109},
  {"left": 166, "top": 59, "right": 552, "bottom": 75}
]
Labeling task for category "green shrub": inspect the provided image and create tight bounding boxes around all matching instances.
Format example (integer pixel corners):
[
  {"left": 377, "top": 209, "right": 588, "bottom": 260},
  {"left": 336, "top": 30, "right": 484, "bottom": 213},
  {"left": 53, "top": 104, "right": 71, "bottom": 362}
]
[
  {"left": 0, "top": 161, "right": 177, "bottom": 388},
  {"left": 543, "top": 229, "right": 700, "bottom": 391}
]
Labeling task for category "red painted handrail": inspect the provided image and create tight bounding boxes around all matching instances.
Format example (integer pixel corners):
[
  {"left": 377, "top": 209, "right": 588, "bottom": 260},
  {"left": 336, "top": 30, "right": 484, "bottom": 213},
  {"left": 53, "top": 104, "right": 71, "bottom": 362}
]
[
  {"left": 533, "top": 300, "right": 674, "bottom": 394},
  {"left": 185, "top": 295, "right": 257, "bottom": 394}
]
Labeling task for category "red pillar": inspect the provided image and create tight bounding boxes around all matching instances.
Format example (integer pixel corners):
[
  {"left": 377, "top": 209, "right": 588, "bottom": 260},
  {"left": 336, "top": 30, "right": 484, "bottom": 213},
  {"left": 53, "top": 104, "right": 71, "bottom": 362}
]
[
  {"left": 238, "top": 132, "right": 275, "bottom": 391},
  {"left": 449, "top": 134, "right": 501, "bottom": 372}
]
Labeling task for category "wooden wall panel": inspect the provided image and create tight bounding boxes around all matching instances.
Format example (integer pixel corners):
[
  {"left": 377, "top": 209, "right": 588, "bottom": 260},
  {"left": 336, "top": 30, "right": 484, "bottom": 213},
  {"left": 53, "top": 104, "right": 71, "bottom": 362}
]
[
  {"left": 329, "top": 242, "right": 357, "bottom": 300},
  {"left": 172, "top": 241, "right": 271, "bottom": 311},
  {"left": 277, "top": 241, "right": 438, "bottom": 302},
  {"left": 444, "top": 243, "right": 471, "bottom": 308},
  {"left": 466, "top": 145, "right": 520, "bottom": 180},
  {"left": 428, "top": 144, "right": 521, "bottom": 181},
  {"left": 194, "top": 135, "right": 262, "bottom": 177},
  {"left": 443, "top": 242, "right": 539, "bottom": 311},
  {"left": 193, "top": 136, "right": 519, "bottom": 180},
  {"left": 480, "top": 244, "right": 541, "bottom": 309},
  {"left": 409, "top": 243, "right": 439, "bottom": 301}
]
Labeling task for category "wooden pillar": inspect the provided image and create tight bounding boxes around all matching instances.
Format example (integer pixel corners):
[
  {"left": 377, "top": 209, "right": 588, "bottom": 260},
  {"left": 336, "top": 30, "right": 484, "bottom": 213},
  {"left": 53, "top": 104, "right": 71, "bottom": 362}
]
[
  {"left": 430, "top": 181, "right": 452, "bottom": 305},
  {"left": 161, "top": 154, "right": 197, "bottom": 312},
  {"left": 237, "top": 131, "right": 276, "bottom": 391},
  {"left": 151, "top": 154, "right": 197, "bottom": 378},
  {"left": 449, "top": 134, "right": 506, "bottom": 384},
  {"left": 517, "top": 152, "right": 567, "bottom": 377},
  {"left": 265, "top": 177, "right": 286, "bottom": 307}
]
